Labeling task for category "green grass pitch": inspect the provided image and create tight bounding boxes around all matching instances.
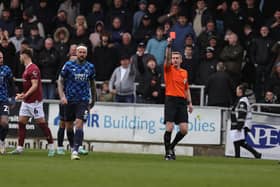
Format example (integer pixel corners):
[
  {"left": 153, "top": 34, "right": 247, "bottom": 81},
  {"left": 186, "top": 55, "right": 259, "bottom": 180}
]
[{"left": 0, "top": 150, "right": 279, "bottom": 187}]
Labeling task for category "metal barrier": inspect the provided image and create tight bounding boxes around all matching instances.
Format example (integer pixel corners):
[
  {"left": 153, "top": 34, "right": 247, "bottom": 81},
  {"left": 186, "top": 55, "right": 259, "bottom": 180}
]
[
  {"left": 14, "top": 79, "right": 206, "bottom": 106},
  {"left": 251, "top": 103, "right": 280, "bottom": 113}
]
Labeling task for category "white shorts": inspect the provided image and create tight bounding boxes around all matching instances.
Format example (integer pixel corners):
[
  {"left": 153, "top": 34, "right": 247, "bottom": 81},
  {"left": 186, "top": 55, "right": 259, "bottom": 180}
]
[{"left": 19, "top": 101, "right": 45, "bottom": 119}]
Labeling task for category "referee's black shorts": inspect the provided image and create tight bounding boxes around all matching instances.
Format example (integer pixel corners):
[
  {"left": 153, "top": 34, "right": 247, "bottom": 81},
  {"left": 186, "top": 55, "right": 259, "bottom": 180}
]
[{"left": 164, "top": 96, "right": 189, "bottom": 124}]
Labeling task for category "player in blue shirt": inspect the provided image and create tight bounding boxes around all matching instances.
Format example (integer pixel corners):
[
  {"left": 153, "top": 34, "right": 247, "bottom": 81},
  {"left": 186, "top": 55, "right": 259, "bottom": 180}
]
[
  {"left": 0, "top": 51, "right": 16, "bottom": 154},
  {"left": 57, "top": 44, "right": 96, "bottom": 160}
]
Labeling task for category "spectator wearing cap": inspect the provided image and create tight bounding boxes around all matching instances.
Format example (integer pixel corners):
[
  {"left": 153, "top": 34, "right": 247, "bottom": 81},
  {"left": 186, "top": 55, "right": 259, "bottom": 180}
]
[
  {"left": 131, "top": 42, "right": 154, "bottom": 82},
  {"left": 207, "top": 35, "right": 222, "bottom": 59},
  {"left": 109, "top": 54, "right": 136, "bottom": 103},
  {"left": 25, "top": 25, "right": 44, "bottom": 52},
  {"left": 36, "top": 37, "right": 60, "bottom": 99},
  {"left": 192, "top": 0, "right": 213, "bottom": 37},
  {"left": 134, "top": 13, "right": 154, "bottom": 43},
  {"left": 86, "top": 2, "right": 105, "bottom": 33},
  {"left": 145, "top": 26, "right": 168, "bottom": 73},
  {"left": 266, "top": 62, "right": 280, "bottom": 103},
  {"left": 58, "top": 0, "right": 80, "bottom": 27},
  {"left": 220, "top": 32, "right": 244, "bottom": 88},
  {"left": 196, "top": 46, "right": 218, "bottom": 85},
  {"left": 21, "top": 8, "right": 45, "bottom": 38},
  {"left": 9, "top": 26, "right": 25, "bottom": 52},
  {"left": 170, "top": 12, "right": 196, "bottom": 55},
  {"left": 106, "top": 0, "right": 132, "bottom": 32},
  {"left": 92, "top": 32, "right": 120, "bottom": 81},
  {"left": 197, "top": 20, "right": 218, "bottom": 55},
  {"left": 0, "top": 9, "right": 16, "bottom": 36},
  {"left": 132, "top": 0, "right": 147, "bottom": 35},
  {"left": 158, "top": 2, "right": 181, "bottom": 25},
  {"left": 250, "top": 26, "right": 274, "bottom": 101},
  {"left": 205, "top": 62, "right": 234, "bottom": 107}
]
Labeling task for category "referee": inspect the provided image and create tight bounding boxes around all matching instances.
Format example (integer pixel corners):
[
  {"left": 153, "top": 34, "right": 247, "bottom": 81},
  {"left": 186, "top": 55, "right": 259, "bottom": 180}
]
[{"left": 163, "top": 39, "right": 193, "bottom": 160}]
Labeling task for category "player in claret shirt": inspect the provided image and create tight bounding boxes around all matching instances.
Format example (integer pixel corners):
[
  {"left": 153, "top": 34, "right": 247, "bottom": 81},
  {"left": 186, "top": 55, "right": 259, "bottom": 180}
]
[{"left": 9, "top": 48, "right": 55, "bottom": 156}]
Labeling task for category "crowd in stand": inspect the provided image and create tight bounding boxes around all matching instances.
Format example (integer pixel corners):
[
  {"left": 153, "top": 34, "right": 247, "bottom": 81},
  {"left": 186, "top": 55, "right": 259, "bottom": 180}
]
[{"left": 0, "top": 0, "right": 279, "bottom": 107}]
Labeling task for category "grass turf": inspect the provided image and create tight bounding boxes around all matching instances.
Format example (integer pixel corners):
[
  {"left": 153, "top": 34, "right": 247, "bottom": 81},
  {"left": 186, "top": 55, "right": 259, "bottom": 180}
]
[{"left": 0, "top": 150, "right": 279, "bottom": 187}]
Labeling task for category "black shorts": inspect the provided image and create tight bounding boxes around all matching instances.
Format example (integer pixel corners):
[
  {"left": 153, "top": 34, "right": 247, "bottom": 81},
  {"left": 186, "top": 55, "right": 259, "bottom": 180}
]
[
  {"left": 64, "top": 102, "right": 89, "bottom": 122},
  {"left": 59, "top": 104, "right": 66, "bottom": 121},
  {"left": 164, "top": 96, "right": 188, "bottom": 124},
  {"left": 0, "top": 102, "right": 9, "bottom": 116}
]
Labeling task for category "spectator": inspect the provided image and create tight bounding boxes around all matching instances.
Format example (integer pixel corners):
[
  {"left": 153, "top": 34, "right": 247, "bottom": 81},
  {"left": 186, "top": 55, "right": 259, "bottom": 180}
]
[
  {"left": 21, "top": 8, "right": 45, "bottom": 38},
  {"left": 220, "top": 32, "right": 244, "bottom": 87},
  {"left": 106, "top": 0, "right": 132, "bottom": 32},
  {"left": 146, "top": 2, "right": 160, "bottom": 29},
  {"left": 145, "top": 26, "right": 168, "bottom": 73},
  {"left": 53, "top": 27, "right": 70, "bottom": 66},
  {"left": 266, "top": 62, "right": 280, "bottom": 103},
  {"left": 132, "top": 0, "right": 147, "bottom": 35},
  {"left": 69, "top": 25, "right": 91, "bottom": 51},
  {"left": 86, "top": 2, "right": 104, "bottom": 33},
  {"left": 52, "top": 10, "right": 72, "bottom": 34},
  {"left": 109, "top": 54, "right": 136, "bottom": 103},
  {"left": 244, "top": 0, "right": 263, "bottom": 30},
  {"left": 89, "top": 21, "right": 105, "bottom": 51},
  {"left": 0, "top": 9, "right": 15, "bottom": 36},
  {"left": 73, "top": 15, "right": 88, "bottom": 32},
  {"left": 184, "top": 33, "right": 200, "bottom": 62},
  {"left": 250, "top": 26, "right": 274, "bottom": 101},
  {"left": 131, "top": 42, "right": 154, "bottom": 82},
  {"left": 36, "top": 37, "right": 60, "bottom": 99},
  {"left": 224, "top": 1, "right": 246, "bottom": 40},
  {"left": 136, "top": 56, "right": 161, "bottom": 104},
  {"left": 261, "top": 90, "right": 280, "bottom": 114},
  {"left": 9, "top": 0, "right": 23, "bottom": 26},
  {"left": 117, "top": 32, "right": 136, "bottom": 57},
  {"left": 266, "top": 9, "right": 280, "bottom": 41},
  {"left": 92, "top": 32, "right": 119, "bottom": 81},
  {"left": 134, "top": 14, "right": 154, "bottom": 43},
  {"left": 109, "top": 16, "right": 125, "bottom": 46},
  {"left": 196, "top": 46, "right": 218, "bottom": 85},
  {"left": 158, "top": 2, "right": 180, "bottom": 25},
  {"left": 170, "top": 12, "right": 195, "bottom": 55},
  {"left": 206, "top": 62, "right": 234, "bottom": 107},
  {"left": 181, "top": 45, "right": 198, "bottom": 85},
  {"left": 58, "top": 0, "right": 80, "bottom": 27},
  {"left": 192, "top": 0, "right": 213, "bottom": 37},
  {"left": 98, "top": 81, "right": 114, "bottom": 102},
  {"left": 197, "top": 20, "right": 219, "bottom": 55},
  {"left": 0, "top": 37, "right": 16, "bottom": 75},
  {"left": 36, "top": 0, "right": 55, "bottom": 36},
  {"left": 9, "top": 26, "right": 24, "bottom": 52},
  {"left": 162, "top": 20, "right": 172, "bottom": 39},
  {"left": 25, "top": 26, "right": 44, "bottom": 52},
  {"left": 14, "top": 40, "right": 29, "bottom": 79}
]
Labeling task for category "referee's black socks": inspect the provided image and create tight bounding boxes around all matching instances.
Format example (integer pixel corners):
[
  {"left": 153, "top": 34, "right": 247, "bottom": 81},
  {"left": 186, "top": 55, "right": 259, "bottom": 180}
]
[
  {"left": 164, "top": 131, "right": 171, "bottom": 154},
  {"left": 170, "top": 132, "right": 185, "bottom": 149}
]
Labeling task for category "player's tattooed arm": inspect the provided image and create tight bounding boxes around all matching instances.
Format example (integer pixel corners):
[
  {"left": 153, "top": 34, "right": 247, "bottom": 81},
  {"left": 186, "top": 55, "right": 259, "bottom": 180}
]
[{"left": 57, "top": 75, "right": 67, "bottom": 104}]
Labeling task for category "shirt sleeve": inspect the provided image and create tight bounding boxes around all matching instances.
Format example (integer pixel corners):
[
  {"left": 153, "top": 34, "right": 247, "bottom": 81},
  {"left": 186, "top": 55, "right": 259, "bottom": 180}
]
[
  {"left": 29, "top": 68, "right": 40, "bottom": 80},
  {"left": 89, "top": 64, "right": 95, "bottom": 80},
  {"left": 60, "top": 62, "right": 69, "bottom": 78}
]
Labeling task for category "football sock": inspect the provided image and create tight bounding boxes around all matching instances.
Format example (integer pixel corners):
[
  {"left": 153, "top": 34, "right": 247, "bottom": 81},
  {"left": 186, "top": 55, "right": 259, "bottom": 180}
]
[
  {"left": 37, "top": 123, "right": 54, "bottom": 144},
  {"left": 0, "top": 125, "right": 8, "bottom": 141},
  {"left": 73, "top": 128, "right": 83, "bottom": 152},
  {"left": 66, "top": 129, "right": 74, "bottom": 148},
  {"left": 18, "top": 122, "right": 26, "bottom": 146},
  {"left": 57, "top": 127, "right": 65, "bottom": 147},
  {"left": 170, "top": 132, "right": 185, "bottom": 149},
  {"left": 164, "top": 131, "right": 171, "bottom": 154}
]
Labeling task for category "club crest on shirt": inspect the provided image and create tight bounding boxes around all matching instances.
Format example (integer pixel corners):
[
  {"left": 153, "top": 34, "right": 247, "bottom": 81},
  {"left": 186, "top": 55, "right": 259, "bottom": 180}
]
[{"left": 32, "top": 70, "right": 38, "bottom": 77}]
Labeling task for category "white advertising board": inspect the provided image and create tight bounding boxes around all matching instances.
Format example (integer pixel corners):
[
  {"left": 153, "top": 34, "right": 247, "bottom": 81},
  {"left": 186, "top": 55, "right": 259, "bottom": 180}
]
[{"left": 48, "top": 104, "right": 221, "bottom": 144}]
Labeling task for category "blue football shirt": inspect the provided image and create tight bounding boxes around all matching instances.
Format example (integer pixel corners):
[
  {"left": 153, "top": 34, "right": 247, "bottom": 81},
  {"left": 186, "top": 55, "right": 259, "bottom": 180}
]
[
  {"left": 60, "top": 60, "right": 95, "bottom": 102},
  {"left": 0, "top": 65, "right": 13, "bottom": 102}
]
